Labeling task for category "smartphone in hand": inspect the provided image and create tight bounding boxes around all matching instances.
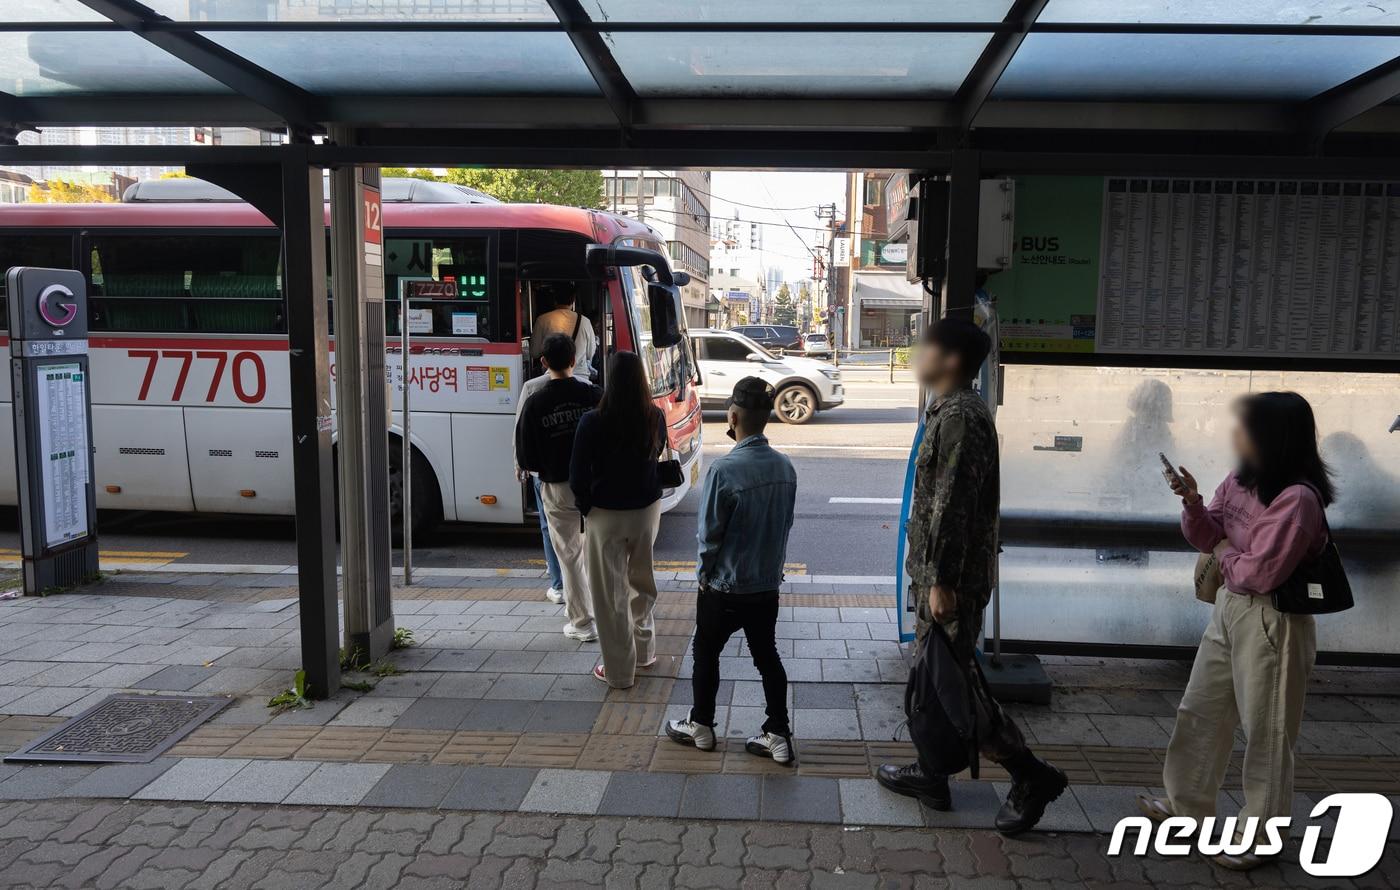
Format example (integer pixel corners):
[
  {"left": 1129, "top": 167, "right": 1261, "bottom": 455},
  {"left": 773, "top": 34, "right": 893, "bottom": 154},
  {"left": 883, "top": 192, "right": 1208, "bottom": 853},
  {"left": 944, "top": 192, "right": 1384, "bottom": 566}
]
[{"left": 1159, "top": 452, "right": 1187, "bottom": 488}]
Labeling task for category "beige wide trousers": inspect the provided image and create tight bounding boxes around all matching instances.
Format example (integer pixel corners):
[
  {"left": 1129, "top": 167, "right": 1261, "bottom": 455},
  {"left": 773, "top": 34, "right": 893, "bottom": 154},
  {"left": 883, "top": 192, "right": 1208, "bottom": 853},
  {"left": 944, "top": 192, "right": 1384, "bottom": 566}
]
[
  {"left": 539, "top": 481, "right": 594, "bottom": 632},
  {"left": 1164, "top": 590, "right": 1316, "bottom": 825},
  {"left": 584, "top": 501, "right": 661, "bottom": 688}
]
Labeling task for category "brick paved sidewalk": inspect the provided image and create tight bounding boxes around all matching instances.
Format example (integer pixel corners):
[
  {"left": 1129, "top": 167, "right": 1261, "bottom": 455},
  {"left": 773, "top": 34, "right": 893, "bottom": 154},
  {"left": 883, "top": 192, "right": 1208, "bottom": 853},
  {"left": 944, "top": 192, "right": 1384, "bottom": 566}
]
[
  {"left": 3, "top": 799, "right": 1398, "bottom": 890},
  {"left": 2, "top": 574, "right": 1400, "bottom": 888}
]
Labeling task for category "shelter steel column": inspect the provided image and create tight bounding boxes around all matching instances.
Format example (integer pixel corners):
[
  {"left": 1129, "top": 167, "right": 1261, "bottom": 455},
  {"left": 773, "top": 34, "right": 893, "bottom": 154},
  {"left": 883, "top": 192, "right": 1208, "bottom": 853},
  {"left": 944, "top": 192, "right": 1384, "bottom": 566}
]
[
  {"left": 282, "top": 149, "right": 340, "bottom": 699},
  {"left": 328, "top": 137, "right": 394, "bottom": 663},
  {"left": 943, "top": 150, "right": 981, "bottom": 321}
]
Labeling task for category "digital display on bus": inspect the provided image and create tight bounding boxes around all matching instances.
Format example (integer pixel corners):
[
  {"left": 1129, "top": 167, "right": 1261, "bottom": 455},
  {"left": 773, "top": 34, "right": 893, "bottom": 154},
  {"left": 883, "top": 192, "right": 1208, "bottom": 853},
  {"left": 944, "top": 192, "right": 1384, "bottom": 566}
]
[{"left": 387, "top": 236, "right": 492, "bottom": 338}]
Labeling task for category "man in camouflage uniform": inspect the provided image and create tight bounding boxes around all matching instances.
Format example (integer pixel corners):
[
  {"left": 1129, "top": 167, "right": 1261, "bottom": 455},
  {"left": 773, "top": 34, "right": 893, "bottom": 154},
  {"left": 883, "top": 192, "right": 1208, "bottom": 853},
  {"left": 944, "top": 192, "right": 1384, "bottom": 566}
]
[{"left": 877, "top": 318, "right": 1067, "bottom": 837}]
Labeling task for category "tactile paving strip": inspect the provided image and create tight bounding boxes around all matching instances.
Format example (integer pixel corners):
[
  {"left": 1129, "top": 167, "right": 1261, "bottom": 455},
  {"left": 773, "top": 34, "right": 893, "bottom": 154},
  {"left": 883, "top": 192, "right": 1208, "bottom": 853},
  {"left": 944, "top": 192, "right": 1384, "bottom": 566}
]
[{"left": 4, "top": 694, "right": 230, "bottom": 764}]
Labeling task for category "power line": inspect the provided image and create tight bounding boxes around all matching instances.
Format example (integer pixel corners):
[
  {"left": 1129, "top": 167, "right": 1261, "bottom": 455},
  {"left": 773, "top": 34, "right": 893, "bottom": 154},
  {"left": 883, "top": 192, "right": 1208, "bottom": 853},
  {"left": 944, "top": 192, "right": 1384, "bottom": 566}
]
[
  {"left": 650, "top": 172, "right": 825, "bottom": 213},
  {"left": 638, "top": 203, "right": 883, "bottom": 239}
]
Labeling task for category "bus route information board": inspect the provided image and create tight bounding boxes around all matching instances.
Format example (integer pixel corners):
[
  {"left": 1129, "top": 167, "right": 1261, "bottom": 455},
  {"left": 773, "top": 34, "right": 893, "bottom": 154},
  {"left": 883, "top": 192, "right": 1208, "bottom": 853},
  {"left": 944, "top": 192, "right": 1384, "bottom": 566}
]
[
  {"left": 36, "top": 362, "right": 90, "bottom": 547},
  {"left": 1097, "top": 179, "right": 1400, "bottom": 358}
]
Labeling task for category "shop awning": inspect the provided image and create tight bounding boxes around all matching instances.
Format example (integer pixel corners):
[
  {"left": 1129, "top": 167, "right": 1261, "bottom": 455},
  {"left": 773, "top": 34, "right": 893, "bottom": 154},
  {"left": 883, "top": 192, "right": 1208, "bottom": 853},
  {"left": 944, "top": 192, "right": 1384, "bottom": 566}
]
[{"left": 853, "top": 272, "right": 924, "bottom": 308}]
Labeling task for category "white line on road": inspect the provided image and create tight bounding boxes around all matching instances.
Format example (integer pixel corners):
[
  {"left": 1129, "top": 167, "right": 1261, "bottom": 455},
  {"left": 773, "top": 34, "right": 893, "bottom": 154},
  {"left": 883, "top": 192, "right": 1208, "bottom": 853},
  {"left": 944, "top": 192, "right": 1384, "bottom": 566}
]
[{"left": 829, "top": 497, "right": 902, "bottom": 504}]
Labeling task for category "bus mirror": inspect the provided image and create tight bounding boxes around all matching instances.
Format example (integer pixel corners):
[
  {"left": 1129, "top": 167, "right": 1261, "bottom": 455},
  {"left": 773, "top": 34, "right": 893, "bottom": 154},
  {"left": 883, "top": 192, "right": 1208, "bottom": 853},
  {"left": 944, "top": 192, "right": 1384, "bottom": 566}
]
[
  {"left": 673, "top": 271, "right": 691, "bottom": 287},
  {"left": 648, "top": 282, "right": 683, "bottom": 349},
  {"left": 586, "top": 243, "right": 676, "bottom": 286}
]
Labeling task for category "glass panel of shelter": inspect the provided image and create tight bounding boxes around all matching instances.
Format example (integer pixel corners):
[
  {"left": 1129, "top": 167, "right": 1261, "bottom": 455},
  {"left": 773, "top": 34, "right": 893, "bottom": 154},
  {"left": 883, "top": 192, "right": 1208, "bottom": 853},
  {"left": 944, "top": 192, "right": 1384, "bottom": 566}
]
[
  {"left": 1038, "top": 0, "right": 1400, "bottom": 25},
  {"left": 0, "top": 30, "right": 233, "bottom": 97},
  {"left": 202, "top": 31, "right": 600, "bottom": 96},
  {"left": 994, "top": 33, "right": 1400, "bottom": 102},
  {"left": 583, "top": 0, "right": 1013, "bottom": 22},
  {"left": 603, "top": 32, "right": 994, "bottom": 98},
  {"left": 141, "top": 0, "right": 559, "bottom": 21}
]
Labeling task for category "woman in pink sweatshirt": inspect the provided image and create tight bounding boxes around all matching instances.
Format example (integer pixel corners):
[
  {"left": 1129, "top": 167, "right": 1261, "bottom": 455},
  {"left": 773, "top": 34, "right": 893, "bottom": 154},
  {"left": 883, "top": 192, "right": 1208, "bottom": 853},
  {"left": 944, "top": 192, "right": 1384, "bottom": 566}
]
[{"left": 1142, "top": 391, "right": 1333, "bottom": 871}]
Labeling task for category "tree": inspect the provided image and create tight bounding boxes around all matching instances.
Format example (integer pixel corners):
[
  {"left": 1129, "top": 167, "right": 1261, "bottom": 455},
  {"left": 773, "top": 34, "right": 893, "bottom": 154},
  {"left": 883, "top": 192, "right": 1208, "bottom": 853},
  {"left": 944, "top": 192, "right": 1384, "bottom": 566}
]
[
  {"left": 443, "top": 169, "right": 604, "bottom": 207},
  {"left": 28, "top": 180, "right": 115, "bottom": 203},
  {"left": 772, "top": 283, "right": 797, "bottom": 325},
  {"left": 377, "top": 167, "right": 603, "bottom": 207},
  {"left": 381, "top": 167, "right": 440, "bottom": 181}
]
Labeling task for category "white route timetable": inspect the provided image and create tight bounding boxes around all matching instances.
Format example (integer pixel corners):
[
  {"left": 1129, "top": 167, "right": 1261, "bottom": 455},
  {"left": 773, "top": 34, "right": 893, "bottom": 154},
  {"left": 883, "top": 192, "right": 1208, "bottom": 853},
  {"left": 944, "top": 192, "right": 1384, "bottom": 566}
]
[
  {"left": 1096, "top": 178, "right": 1400, "bottom": 358},
  {"left": 36, "top": 362, "right": 90, "bottom": 547}
]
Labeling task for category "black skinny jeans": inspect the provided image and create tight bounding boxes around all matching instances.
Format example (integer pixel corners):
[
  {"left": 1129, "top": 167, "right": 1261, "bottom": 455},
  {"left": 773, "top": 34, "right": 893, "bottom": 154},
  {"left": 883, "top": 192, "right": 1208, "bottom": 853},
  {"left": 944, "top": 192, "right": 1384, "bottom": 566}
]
[{"left": 689, "top": 589, "right": 790, "bottom": 736}]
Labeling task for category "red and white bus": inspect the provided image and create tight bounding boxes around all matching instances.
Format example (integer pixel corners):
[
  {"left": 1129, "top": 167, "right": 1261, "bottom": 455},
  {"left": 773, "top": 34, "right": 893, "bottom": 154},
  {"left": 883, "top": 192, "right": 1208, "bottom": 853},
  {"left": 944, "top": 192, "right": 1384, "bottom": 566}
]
[{"left": 0, "top": 177, "right": 703, "bottom": 531}]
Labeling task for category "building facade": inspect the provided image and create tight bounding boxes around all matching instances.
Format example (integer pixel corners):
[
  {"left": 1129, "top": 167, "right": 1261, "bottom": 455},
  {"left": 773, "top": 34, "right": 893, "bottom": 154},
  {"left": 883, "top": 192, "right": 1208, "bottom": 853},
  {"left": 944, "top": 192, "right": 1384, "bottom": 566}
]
[
  {"left": 9, "top": 126, "right": 277, "bottom": 185},
  {"left": 603, "top": 170, "right": 712, "bottom": 327},
  {"left": 825, "top": 169, "right": 920, "bottom": 348}
]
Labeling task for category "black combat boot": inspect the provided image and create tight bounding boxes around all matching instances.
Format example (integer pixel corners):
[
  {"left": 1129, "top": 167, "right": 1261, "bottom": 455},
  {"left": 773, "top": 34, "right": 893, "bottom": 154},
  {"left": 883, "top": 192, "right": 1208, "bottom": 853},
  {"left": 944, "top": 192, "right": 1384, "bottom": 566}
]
[
  {"left": 875, "top": 762, "right": 952, "bottom": 811},
  {"left": 994, "top": 761, "right": 1068, "bottom": 836}
]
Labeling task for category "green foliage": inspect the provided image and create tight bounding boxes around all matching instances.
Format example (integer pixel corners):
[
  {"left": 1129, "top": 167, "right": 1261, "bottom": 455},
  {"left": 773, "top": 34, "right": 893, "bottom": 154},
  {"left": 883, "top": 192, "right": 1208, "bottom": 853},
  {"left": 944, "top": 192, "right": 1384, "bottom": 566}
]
[
  {"left": 367, "top": 659, "right": 402, "bottom": 678},
  {"left": 29, "top": 180, "right": 116, "bottom": 204},
  {"left": 392, "top": 627, "right": 416, "bottom": 650},
  {"left": 268, "top": 669, "right": 313, "bottom": 712},
  {"left": 443, "top": 168, "right": 604, "bottom": 207},
  {"left": 342, "top": 678, "right": 375, "bottom": 693},
  {"left": 380, "top": 167, "right": 603, "bottom": 207},
  {"left": 894, "top": 346, "right": 912, "bottom": 367},
  {"left": 771, "top": 283, "right": 798, "bottom": 326},
  {"left": 339, "top": 646, "right": 368, "bottom": 672},
  {"left": 381, "top": 167, "right": 442, "bottom": 181}
]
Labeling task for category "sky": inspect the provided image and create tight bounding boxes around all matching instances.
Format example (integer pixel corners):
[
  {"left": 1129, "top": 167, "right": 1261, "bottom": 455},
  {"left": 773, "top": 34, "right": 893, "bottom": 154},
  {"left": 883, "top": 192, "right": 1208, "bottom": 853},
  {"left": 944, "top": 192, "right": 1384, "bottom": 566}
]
[{"left": 707, "top": 171, "right": 847, "bottom": 286}]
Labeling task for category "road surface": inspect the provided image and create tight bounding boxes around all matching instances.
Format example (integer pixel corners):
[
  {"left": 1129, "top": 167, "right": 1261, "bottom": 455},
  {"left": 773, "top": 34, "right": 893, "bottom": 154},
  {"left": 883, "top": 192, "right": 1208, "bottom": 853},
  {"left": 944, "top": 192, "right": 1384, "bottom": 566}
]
[{"left": 0, "top": 369, "right": 919, "bottom": 579}]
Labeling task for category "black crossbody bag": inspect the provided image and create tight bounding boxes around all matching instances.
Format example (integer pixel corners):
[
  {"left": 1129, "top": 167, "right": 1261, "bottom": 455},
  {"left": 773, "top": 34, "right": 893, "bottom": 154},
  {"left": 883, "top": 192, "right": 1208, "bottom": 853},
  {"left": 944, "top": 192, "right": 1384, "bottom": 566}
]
[{"left": 1270, "top": 486, "right": 1353, "bottom": 615}]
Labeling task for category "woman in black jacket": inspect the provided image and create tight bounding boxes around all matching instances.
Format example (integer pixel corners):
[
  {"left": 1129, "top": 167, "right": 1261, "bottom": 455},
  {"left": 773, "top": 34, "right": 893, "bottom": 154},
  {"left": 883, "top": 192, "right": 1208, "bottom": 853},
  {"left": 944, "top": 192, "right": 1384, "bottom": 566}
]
[{"left": 570, "top": 351, "right": 667, "bottom": 689}]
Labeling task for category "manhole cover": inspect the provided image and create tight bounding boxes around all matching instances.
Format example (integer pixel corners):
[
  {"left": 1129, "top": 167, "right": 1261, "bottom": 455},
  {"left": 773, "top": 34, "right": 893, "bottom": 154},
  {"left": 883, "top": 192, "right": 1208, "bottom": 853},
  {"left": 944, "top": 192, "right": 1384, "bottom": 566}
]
[{"left": 4, "top": 694, "right": 231, "bottom": 764}]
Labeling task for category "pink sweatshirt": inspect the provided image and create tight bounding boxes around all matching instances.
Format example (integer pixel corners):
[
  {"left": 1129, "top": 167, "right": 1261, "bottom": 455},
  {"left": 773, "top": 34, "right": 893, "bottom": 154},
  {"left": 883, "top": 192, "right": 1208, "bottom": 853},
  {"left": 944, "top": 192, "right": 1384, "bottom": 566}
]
[{"left": 1181, "top": 474, "right": 1327, "bottom": 596}]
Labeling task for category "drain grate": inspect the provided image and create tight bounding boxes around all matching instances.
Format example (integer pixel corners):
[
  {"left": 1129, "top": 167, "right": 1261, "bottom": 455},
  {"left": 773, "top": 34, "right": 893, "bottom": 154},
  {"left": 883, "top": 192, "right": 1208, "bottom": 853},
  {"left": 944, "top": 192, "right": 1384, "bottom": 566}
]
[{"left": 4, "top": 694, "right": 232, "bottom": 764}]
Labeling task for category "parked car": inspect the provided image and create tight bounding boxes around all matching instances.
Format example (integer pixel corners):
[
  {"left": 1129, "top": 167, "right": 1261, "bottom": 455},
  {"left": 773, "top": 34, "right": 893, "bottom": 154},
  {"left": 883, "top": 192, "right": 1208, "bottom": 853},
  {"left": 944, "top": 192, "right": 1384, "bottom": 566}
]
[
  {"left": 691, "top": 328, "right": 843, "bottom": 424},
  {"left": 730, "top": 324, "right": 802, "bottom": 353},
  {"left": 803, "top": 331, "right": 832, "bottom": 358}
]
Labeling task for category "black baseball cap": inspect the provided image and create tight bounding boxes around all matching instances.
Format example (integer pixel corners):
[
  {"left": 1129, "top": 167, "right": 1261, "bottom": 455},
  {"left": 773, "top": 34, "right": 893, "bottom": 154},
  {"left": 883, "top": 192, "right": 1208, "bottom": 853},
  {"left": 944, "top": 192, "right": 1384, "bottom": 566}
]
[{"left": 731, "top": 376, "right": 775, "bottom": 411}]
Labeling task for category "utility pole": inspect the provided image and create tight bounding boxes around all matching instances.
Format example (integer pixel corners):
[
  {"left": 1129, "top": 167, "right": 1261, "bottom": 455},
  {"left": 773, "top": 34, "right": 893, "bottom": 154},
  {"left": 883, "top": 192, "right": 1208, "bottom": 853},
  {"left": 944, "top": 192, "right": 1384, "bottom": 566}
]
[{"left": 635, "top": 169, "right": 646, "bottom": 223}]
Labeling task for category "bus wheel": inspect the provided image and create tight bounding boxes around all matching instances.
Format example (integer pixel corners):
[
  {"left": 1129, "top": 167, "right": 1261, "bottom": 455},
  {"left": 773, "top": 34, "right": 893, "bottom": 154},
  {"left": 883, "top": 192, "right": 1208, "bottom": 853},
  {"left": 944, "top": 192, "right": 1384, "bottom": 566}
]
[
  {"left": 775, "top": 384, "right": 817, "bottom": 425},
  {"left": 389, "top": 444, "right": 440, "bottom": 541}
]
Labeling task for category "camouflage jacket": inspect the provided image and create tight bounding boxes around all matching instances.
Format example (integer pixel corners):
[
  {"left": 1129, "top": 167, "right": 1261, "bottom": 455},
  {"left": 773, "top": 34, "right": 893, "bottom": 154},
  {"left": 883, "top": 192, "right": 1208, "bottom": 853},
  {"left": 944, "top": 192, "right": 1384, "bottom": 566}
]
[{"left": 905, "top": 386, "right": 1000, "bottom": 612}]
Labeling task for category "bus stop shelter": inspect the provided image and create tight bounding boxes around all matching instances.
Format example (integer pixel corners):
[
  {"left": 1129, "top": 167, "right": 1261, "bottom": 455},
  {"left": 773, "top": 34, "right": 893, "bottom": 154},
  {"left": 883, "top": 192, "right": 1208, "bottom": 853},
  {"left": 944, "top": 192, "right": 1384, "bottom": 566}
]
[{"left": 3, "top": 0, "right": 1399, "bottom": 697}]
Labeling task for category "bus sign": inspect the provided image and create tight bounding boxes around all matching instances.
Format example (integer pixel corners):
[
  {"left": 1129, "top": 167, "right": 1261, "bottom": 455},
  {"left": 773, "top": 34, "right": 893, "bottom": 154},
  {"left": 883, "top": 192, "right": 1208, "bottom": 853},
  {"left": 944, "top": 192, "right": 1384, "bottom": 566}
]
[{"left": 6, "top": 266, "right": 100, "bottom": 593}]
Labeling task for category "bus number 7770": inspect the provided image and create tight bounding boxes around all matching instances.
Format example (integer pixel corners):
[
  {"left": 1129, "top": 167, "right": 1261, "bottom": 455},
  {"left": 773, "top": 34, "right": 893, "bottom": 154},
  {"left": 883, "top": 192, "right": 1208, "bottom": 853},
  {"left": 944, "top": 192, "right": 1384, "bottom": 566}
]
[{"left": 128, "top": 348, "right": 268, "bottom": 404}]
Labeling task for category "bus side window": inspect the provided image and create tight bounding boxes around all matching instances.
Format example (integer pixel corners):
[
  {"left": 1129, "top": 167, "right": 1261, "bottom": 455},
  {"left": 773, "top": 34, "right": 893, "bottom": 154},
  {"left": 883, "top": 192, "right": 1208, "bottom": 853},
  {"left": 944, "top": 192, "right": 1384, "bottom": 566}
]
[
  {"left": 89, "top": 234, "right": 283, "bottom": 334},
  {"left": 0, "top": 234, "right": 74, "bottom": 331},
  {"left": 384, "top": 235, "right": 499, "bottom": 340}
]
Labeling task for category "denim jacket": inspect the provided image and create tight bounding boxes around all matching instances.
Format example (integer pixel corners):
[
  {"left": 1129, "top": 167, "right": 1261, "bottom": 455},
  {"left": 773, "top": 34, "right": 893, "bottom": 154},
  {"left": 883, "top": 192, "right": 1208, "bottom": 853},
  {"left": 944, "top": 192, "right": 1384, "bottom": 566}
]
[{"left": 696, "top": 434, "right": 797, "bottom": 595}]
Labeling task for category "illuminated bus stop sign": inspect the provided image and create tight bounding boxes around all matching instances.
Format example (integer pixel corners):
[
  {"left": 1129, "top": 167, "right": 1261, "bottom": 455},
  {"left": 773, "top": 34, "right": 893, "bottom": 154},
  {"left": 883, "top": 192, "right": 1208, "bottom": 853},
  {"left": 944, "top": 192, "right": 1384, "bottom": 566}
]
[{"left": 6, "top": 266, "right": 99, "bottom": 593}]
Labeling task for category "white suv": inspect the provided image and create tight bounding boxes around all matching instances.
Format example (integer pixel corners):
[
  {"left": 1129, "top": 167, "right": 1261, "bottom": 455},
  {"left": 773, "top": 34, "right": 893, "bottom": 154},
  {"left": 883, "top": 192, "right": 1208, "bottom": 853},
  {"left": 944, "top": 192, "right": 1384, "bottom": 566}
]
[{"left": 690, "top": 328, "right": 843, "bottom": 424}]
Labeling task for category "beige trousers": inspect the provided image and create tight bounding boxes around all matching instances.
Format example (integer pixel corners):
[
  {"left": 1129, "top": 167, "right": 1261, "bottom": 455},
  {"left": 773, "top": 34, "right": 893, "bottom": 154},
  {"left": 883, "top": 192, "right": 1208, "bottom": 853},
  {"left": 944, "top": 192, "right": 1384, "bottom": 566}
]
[
  {"left": 584, "top": 502, "right": 661, "bottom": 688},
  {"left": 1164, "top": 590, "right": 1316, "bottom": 824},
  {"left": 539, "top": 481, "right": 593, "bottom": 632}
]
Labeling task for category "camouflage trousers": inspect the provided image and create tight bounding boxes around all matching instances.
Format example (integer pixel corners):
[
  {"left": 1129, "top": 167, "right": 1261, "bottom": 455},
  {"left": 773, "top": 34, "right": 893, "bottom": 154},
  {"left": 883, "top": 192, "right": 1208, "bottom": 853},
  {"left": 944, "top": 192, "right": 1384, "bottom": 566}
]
[{"left": 913, "top": 588, "right": 1029, "bottom": 766}]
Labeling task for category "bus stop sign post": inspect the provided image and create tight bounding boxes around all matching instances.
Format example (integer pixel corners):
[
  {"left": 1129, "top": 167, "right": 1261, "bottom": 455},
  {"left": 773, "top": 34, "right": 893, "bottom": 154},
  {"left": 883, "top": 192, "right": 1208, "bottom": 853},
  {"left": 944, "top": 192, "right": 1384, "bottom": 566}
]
[{"left": 6, "top": 267, "right": 99, "bottom": 594}]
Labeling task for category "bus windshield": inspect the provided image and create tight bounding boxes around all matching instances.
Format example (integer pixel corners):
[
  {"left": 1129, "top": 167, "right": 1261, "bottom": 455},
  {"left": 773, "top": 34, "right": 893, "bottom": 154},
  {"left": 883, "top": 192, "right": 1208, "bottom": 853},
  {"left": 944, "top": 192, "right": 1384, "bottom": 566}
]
[{"left": 621, "top": 263, "right": 685, "bottom": 397}]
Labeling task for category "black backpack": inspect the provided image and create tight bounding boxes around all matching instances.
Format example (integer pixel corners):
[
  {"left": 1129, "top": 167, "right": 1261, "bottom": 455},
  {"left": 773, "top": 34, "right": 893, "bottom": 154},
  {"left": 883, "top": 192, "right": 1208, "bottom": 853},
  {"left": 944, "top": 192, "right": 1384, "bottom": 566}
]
[{"left": 903, "top": 623, "right": 983, "bottom": 779}]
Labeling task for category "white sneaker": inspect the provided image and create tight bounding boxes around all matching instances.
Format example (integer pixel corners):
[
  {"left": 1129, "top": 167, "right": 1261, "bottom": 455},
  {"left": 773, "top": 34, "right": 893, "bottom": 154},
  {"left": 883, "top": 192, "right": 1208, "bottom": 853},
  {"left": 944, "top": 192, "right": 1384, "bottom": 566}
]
[
  {"left": 746, "top": 732, "right": 795, "bottom": 766},
  {"left": 563, "top": 622, "right": 597, "bottom": 642},
  {"left": 665, "top": 718, "right": 717, "bottom": 752},
  {"left": 545, "top": 587, "right": 565, "bottom": 605}
]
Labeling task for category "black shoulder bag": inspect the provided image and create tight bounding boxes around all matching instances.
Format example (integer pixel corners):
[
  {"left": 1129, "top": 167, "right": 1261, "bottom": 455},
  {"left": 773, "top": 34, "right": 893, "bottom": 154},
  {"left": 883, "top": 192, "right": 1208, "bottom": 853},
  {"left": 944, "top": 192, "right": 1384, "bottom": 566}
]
[
  {"left": 1270, "top": 487, "right": 1353, "bottom": 615},
  {"left": 657, "top": 440, "right": 685, "bottom": 489}
]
